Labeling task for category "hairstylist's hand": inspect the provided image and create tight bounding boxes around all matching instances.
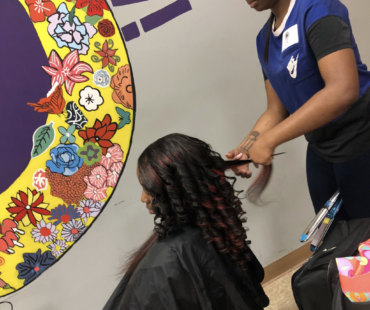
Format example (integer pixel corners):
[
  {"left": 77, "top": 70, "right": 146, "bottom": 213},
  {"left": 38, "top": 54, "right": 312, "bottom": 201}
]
[
  {"left": 247, "top": 135, "right": 275, "bottom": 166},
  {"left": 225, "top": 149, "right": 258, "bottom": 178}
]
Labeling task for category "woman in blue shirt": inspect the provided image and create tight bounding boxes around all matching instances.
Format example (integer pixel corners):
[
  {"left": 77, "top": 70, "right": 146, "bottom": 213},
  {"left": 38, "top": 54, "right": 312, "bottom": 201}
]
[{"left": 227, "top": 0, "right": 370, "bottom": 221}]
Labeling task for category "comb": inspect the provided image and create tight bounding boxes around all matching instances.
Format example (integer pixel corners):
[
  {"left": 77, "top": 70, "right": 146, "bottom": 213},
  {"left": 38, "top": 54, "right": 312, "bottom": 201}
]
[{"left": 224, "top": 152, "right": 285, "bottom": 168}]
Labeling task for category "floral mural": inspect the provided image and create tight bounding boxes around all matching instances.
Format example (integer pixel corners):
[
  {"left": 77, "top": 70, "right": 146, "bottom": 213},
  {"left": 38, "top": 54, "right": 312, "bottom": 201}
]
[{"left": 0, "top": 0, "right": 135, "bottom": 297}]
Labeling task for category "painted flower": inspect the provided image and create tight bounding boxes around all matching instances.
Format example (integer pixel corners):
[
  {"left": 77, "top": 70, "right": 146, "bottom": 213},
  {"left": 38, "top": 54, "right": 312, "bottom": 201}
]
[
  {"left": 83, "top": 176, "right": 108, "bottom": 202},
  {"left": 27, "top": 83, "right": 65, "bottom": 114},
  {"left": 58, "top": 125, "right": 76, "bottom": 144},
  {"left": 77, "top": 142, "right": 102, "bottom": 166},
  {"left": 93, "top": 69, "right": 111, "bottom": 88},
  {"left": 48, "top": 204, "right": 80, "bottom": 225},
  {"left": 77, "top": 199, "right": 105, "bottom": 223},
  {"left": 98, "top": 19, "right": 115, "bottom": 37},
  {"left": 89, "top": 166, "right": 108, "bottom": 188},
  {"left": 31, "top": 220, "right": 58, "bottom": 244},
  {"left": 33, "top": 169, "right": 48, "bottom": 191},
  {"left": 61, "top": 219, "right": 86, "bottom": 242},
  {"left": 74, "top": 0, "right": 109, "bottom": 17},
  {"left": 111, "top": 65, "right": 134, "bottom": 109},
  {"left": 78, "top": 115, "right": 118, "bottom": 155},
  {"left": 47, "top": 3, "right": 97, "bottom": 55},
  {"left": 0, "top": 219, "right": 24, "bottom": 236},
  {"left": 46, "top": 144, "right": 84, "bottom": 176},
  {"left": 1, "top": 231, "right": 23, "bottom": 253},
  {"left": 116, "top": 107, "right": 131, "bottom": 129},
  {"left": 107, "top": 162, "right": 123, "bottom": 187},
  {"left": 79, "top": 86, "right": 104, "bottom": 111},
  {"left": 47, "top": 239, "right": 68, "bottom": 258},
  {"left": 7, "top": 189, "right": 50, "bottom": 227},
  {"left": 26, "top": 0, "right": 56, "bottom": 23},
  {"left": 66, "top": 101, "right": 88, "bottom": 129},
  {"left": 93, "top": 40, "right": 120, "bottom": 72},
  {"left": 100, "top": 144, "right": 123, "bottom": 170},
  {"left": 46, "top": 163, "right": 99, "bottom": 205},
  {"left": 16, "top": 249, "right": 56, "bottom": 285},
  {"left": 42, "top": 50, "right": 93, "bottom": 95}
]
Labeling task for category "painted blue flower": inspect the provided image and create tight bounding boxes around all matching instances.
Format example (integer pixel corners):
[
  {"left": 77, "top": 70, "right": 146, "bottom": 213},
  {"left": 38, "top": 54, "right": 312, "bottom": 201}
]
[
  {"left": 58, "top": 125, "right": 76, "bottom": 144},
  {"left": 46, "top": 144, "right": 83, "bottom": 176},
  {"left": 16, "top": 249, "right": 56, "bottom": 285},
  {"left": 48, "top": 204, "right": 80, "bottom": 225},
  {"left": 116, "top": 107, "right": 131, "bottom": 129},
  {"left": 47, "top": 3, "right": 97, "bottom": 55}
]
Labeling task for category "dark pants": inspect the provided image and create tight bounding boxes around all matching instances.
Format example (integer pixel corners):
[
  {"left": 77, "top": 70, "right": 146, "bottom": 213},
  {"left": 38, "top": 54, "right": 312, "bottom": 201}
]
[{"left": 306, "top": 145, "right": 370, "bottom": 223}]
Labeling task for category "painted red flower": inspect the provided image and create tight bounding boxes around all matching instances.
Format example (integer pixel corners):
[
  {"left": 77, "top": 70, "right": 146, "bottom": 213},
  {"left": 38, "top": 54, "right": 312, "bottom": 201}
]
[
  {"left": 7, "top": 189, "right": 50, "bottom": 227},
  {"left": 95, "top": 40, "right": 117, "bottom": 69},
  {"left": 98, "top": 20, "right": 115, "bottom": 37},
  {"left": 75, "top": 0, "right": 109, "bottom": 17},
  {"left": 42, "top": 50, "right": 93, "bottom": 96},
  {"left": 27, "top": 84, "right": 65, "bottom": 114},
  {"left": 78, "top": 115, "right": 118, "bottom": 155},
  {"left": 26, "top": 0, "right": 56, "bottom": 23}
]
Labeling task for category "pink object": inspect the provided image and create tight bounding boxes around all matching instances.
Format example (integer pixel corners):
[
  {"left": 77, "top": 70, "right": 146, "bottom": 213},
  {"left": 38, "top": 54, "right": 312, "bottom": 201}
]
[{"left": 336, "top": 239, "right": 370, "bottom": 302}]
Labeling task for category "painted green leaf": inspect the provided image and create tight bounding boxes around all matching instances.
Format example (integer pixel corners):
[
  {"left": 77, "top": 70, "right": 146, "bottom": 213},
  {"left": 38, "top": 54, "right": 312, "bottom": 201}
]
[
  {"left": 69, "top": 5, "right": 76, "bottom": 26},
  {"left": 85, "top": 14, "right": 103, "bottom": 26},
  {"left": 31, "top": 122, "right": 55, "bottom": 158}
]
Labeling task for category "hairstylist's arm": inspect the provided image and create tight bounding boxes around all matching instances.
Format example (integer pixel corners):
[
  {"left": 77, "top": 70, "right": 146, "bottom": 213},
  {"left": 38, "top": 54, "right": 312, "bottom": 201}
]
[
  {"left": 226, "top": 80, "right": 289, "bottom": 178},
  {"left": 248, "top": 48, "right": 359, "bottom": 166}
]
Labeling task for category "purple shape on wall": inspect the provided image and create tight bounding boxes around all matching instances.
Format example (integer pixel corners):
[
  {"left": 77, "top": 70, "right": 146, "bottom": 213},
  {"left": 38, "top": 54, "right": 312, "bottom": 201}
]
[
  {"left": 112, "top": 0, "right": 148, "bottom": 6},
  {"left": 140, "top": 0, "right": 192, "bottom": 33},
  {"left": 121, "top": 22, "right": 141, "bottom": 42},
  {"left": 0, "top": 0, "right": 49, "bottom": 194}
]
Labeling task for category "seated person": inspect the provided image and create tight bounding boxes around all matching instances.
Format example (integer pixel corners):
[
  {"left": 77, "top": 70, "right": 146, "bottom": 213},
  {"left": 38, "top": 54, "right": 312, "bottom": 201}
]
[{"left": 103, "top": 133, "right": 270, "bottom": 310}]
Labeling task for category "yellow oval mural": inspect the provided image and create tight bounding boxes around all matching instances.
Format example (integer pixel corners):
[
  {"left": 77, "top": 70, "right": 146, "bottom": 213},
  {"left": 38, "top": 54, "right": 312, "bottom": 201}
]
[{"left": 0, "top": 0, "right": 135, "bottom": 296}]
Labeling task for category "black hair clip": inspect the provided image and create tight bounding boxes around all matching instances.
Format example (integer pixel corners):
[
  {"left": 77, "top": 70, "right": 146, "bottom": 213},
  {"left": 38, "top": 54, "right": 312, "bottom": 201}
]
[{"left": 224, "top": 152, "right": 285, "bottom": 168}]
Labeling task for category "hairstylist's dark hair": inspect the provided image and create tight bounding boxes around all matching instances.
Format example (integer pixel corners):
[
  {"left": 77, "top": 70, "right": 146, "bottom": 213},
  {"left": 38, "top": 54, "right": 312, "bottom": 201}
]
[
  {"left": 124, "top": 133, "right": 268, "bottom": 278},
  {"left": 264, "top": 13, "right": 275, "bottom": 63}
]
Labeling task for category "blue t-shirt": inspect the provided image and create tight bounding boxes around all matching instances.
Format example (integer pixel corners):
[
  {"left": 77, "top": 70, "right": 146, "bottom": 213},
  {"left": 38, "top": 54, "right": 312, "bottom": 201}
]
[{"left": 256, "top": 0, "right": 370, "bottom": 115}]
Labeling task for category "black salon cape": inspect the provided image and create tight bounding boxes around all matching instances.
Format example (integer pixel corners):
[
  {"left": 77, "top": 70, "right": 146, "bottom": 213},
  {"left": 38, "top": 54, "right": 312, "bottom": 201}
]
[{"left": 103, "top": 226, "right": 269, "bottom": 310}]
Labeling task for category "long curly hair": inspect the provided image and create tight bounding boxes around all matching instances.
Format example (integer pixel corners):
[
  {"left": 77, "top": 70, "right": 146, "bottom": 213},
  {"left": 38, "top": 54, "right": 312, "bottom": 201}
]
[{"left": 124, "top": 134, "right": 268, "bottom": 278}]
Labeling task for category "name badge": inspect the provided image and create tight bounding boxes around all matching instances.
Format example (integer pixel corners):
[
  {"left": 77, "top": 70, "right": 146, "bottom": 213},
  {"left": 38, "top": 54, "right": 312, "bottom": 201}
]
[{"left": 282, "top": 24, "right": 299, "bottom": 52}]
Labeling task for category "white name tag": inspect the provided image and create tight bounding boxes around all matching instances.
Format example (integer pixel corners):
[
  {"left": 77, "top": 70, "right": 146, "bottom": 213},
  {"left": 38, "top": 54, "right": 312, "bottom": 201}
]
[{"left": 282, "top": 24, "right": 299, "bottom": 52}]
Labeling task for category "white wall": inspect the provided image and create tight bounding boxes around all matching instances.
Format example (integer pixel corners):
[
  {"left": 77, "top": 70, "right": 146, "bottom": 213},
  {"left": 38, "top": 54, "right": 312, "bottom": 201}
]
[{"left": 3, "top": 0, "right": 370, "bottom": 309}]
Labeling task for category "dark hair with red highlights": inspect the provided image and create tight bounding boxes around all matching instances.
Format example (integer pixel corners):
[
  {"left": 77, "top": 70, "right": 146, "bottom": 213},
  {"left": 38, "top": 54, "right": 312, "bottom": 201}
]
[
  {"left": 247, "top": 165, "right": 272, "bottom": 204},
  {"left": 123, "top": 133, "right": 257, "bottom": 279}
]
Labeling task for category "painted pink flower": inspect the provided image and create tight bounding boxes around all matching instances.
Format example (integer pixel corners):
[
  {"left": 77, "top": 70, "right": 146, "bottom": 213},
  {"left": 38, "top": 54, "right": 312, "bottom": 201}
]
[
  {"left": 33, "top": 169, "right": 48, "bottom": 191},
  {"left": 83, "top": 176, "right": 107, "bottom": 202},
  {"left": 42, "top": 50, "right": 93, "bottom": 95},
  {"left": 100, "top": 144, "right": 123, "bottom": 170},
  {"left": 107, "top": 162, "right": 123, "bottom": 187},
  {"left": 88, "top": 166, "right": 108, "bottom": 188}
]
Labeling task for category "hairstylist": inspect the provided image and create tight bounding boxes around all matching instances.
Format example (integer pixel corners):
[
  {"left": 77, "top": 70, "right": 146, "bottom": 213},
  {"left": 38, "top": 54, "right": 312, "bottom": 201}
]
[{"left": 227, "top": 0, "right": 370, "bottom": 221}]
